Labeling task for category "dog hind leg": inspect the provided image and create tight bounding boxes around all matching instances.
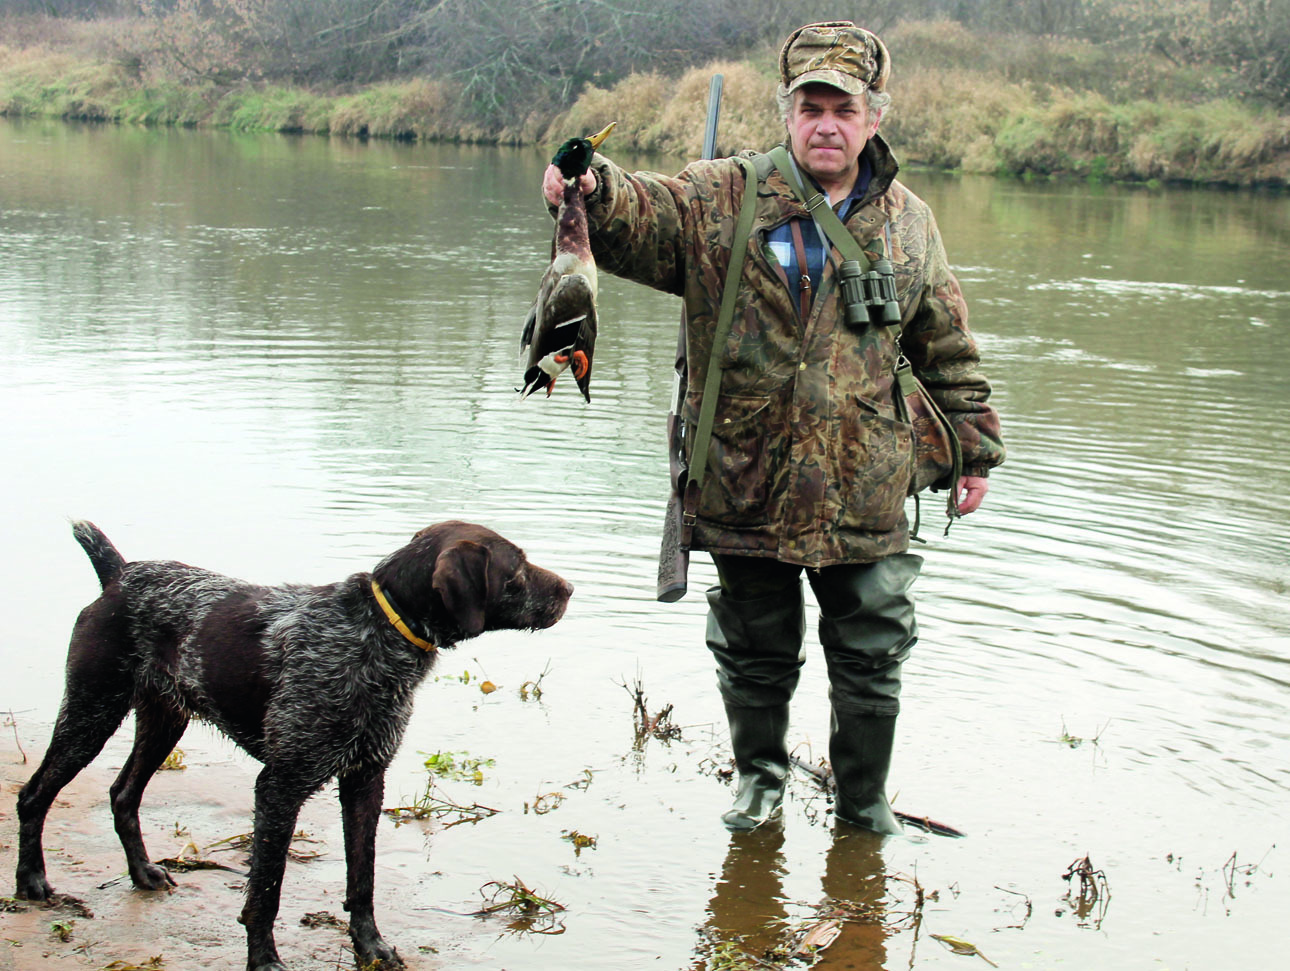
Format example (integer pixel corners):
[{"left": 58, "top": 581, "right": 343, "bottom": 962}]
[
  {"left": 15, "top": 678, "right": 134, "bottom": 900},
  {"left": 110, "top": 698, "right": 190, "bottom": 891},
  {"left": 339, "top": 765, "right": 405, "bottom": 969}
]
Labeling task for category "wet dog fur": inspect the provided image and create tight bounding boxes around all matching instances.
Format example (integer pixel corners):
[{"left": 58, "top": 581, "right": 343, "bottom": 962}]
[{"left": 14, "top": 520, "right": 572, "bottom": 971}]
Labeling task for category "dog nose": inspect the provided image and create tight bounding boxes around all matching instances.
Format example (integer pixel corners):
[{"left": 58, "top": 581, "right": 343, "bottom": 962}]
[{"left": 560, "top": 578, "right": 574, "bottom": 599}]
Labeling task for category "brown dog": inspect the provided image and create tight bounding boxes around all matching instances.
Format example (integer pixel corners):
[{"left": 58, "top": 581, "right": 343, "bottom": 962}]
[{"left": 15, "top": 521, "right": 572, "bottom": 971}]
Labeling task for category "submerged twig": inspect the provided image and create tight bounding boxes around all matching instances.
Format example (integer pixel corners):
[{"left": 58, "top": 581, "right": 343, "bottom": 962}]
[
  {"left": 1062, "top": 854, "right": 1110, "bottom": 902},
  {"left": 993, "top": 884, "right": 1033, "bottom": 929},
  {"left": 476, "top": 876, "right": 566, "bottom": 935},
  {"left": 1057, "top": 717, "right": 1112, "bottom": 749},
  {"left": 519, "top": 660, "right": 553, "bottom": 701},
  {"left": 788, "top": 755, "right": 966, "bottom": 837},
  {"left": 617, "top": 672, "right": 682, "bottom": 746},
  {"left": 383, "top": 779, "right": 500, "bottom": 828},
  {"left": 1222, "top": 846, "right": 1275, "bottom": 896},
  {"left": 525, "top": 790, "right": 565, "bottom": 814},
  {"left": 1061, "top": 853, "right": 1111, "bottom": 927},
  {"left": 6, "top": 709, "right": 26, "bottom": 764}
]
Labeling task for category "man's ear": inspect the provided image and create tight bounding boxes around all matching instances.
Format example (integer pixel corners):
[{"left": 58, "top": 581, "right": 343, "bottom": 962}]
[{"left": 432, "top": 541, "right": 490, "bottom": 637}]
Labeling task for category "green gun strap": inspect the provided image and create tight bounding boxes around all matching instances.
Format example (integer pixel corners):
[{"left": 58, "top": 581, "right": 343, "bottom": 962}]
[
  {"left": 685, "top": 155, "right": 759, "bottom": 512},
  {"left": 768, "top": 145, "right": 870, "bottom": 267},
  {"left": 767, "top": 144, "right": 912, "bottom": 355},
  {"left": 766, "top": 145, "right": 907, "bottom": 344}
]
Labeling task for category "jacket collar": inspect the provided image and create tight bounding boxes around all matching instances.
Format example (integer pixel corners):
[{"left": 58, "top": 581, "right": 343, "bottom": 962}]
[
  {"left": 860, "top": 133, "right": 899, "bottom": 203},
  {"left": 769, "top": 133, "right": 899, "bottom": 213}
]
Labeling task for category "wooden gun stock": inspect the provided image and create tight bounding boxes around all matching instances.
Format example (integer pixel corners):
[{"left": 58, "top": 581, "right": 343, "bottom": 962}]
[{"left": 656, "top": 375, "right": 689, "bottom": 602}]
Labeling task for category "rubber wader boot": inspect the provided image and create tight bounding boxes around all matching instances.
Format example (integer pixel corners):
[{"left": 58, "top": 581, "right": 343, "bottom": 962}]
[
  {"left": 721, "top": 704, "right": 791, "bottom": 831},
  {"left": 706, "top": 579, "right": 804, "bottom": 832},
  {"left": 829, "top": 709, "right": 903, "bottom": 836}
]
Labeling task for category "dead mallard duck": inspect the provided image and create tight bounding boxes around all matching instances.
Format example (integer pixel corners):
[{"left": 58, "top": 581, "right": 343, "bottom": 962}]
[{"left": 519, "top": 122, "right": 615, "bottom": 402}]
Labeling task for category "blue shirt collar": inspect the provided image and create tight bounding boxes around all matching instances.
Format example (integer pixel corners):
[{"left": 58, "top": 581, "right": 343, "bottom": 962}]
[{"left": 792, "top": 151, "right": 873, "bottom": 218}]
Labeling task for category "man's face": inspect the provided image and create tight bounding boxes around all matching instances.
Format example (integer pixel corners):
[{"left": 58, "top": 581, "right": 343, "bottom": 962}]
[{"left": 787, "top": 84, "right": 880, "bottom": 190}]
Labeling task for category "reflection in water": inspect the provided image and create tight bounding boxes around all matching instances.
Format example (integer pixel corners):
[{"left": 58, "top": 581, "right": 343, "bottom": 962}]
[
  {"left": 696, "top": 828, "right": 891, "bottom": 971},
  {"left": 1, "top": 118, "right": 1287, "bottom": 971},
  {"left": 697, "top": 829, "right": 791, "bottom": 967},
  {"left": 818, "top": 833, "right": 891, "bottom": 971}
]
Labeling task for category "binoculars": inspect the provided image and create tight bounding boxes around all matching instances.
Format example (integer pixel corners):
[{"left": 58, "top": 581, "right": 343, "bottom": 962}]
[{"left": 837, "top": 258, "right": 901, "bottom": 329}]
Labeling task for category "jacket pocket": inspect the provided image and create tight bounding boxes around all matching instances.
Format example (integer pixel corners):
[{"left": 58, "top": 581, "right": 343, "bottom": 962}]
[
  {"left": 839, "top": 393, "right": 911, "bottom": 533},
  {"left": 692, "top": 393, "right": 778, "bottom": 527}
]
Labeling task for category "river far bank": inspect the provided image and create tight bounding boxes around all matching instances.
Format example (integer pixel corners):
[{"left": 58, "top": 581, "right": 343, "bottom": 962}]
[{"left": 1, "top": 18, "right": 1287, "bottom": 189}]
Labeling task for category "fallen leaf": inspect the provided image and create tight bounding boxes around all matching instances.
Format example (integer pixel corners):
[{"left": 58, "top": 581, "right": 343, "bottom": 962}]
[
  {"left": 796, "top": 918, "right": 842, "bottom": 954},
  {"left": 931, "top": 933, "right": 998, "bottom": 967}
]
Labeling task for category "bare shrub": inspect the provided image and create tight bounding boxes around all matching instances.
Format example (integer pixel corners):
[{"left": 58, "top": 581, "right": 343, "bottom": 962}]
[
  {"left": 551, "top": 60, "right": 777, "bottom": 160},
  {"left": 1084, "top": 0, "right": 1290, "bottom": 108},
  {"left": 550, "top": 73, "right": 671, "bottom": 153},
  {"left": 0, "top": 15, "right": 69, "bottom": 50},
  {"left": 1126, "top": 100, "right": 1290, "bottom": 185},
  {"left": 690, "top": 61, "right": 781, "bottom": 156},
  {"left": 654, "top": 61, "right": 777, "bottom": 157},
  {"left": 885, "top": 68, "right": 1030, "bottom": 170}
]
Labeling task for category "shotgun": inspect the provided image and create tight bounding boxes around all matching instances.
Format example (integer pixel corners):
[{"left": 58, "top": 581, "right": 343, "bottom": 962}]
[{"left": 656, "top": 73, "right": 722, "bottom": 603}]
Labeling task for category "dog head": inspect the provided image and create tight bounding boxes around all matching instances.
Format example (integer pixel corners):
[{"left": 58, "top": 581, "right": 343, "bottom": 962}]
[{"left": 373, "top": 521, "right": 572, "bottom": 646}]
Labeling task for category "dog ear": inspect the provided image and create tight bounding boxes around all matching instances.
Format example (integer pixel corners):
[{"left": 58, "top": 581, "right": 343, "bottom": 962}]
[{"left": 431, "top": 541, "right": 490, "bottom": 637}]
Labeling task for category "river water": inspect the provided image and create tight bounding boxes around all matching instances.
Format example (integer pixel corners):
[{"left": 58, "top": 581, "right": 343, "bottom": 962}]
[{"left": 1, "top": 117, "right": 1286, "bottom": 970}]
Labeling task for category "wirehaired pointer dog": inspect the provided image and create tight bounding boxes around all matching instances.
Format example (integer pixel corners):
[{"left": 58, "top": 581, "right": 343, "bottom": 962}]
[{"left": 15, "top": 521, "right": 572, "bottom": 971}]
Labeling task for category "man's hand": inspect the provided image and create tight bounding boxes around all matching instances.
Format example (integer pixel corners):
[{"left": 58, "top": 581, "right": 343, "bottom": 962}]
[
  {"left": 543, "top": 164, "right": 596, "bottom": 206},
  {"left": 955, "top": 475, "right": 989, "bottom": 515}
]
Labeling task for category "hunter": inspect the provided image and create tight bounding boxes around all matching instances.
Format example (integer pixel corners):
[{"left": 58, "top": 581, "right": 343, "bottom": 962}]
[{"left": 542, "top": 21, "right": 1006, "bottom": 834}]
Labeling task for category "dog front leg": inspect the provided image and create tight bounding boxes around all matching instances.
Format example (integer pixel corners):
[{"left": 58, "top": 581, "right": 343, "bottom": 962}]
[
  {"left": 339, "top": 765, "right": 404, "bottom": 969},
  {"left": 240, "top": 767, "right": 310, "bottom": 971}
]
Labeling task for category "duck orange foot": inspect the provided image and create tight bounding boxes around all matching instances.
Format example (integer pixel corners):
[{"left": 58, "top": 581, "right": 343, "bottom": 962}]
[{"left": 553, "top": 350, "right": 590, "bottom": 381}]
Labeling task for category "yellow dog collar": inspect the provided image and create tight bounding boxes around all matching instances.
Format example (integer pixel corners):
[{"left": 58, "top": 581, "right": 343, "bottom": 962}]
[{"left": 370, "top": 580, "right": 436, "bottom": 652}]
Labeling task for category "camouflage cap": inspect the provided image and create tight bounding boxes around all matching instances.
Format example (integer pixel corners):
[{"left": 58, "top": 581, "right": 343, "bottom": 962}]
[{"left": 779, "top": 21, "right": 890, "bottom": 96}]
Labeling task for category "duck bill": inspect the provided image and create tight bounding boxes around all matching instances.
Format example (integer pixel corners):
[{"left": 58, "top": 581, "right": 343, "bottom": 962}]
[{"left": 586, "top": 122, "right": 616, "bottom": 150}]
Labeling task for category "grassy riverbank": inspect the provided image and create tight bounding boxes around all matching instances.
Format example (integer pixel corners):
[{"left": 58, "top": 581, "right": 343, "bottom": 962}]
[{"left": 2, "top": 18, "right": 1286, "bottom": 188}]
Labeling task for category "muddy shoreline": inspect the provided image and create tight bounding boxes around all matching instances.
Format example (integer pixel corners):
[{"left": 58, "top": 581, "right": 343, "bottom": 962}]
[{"left": 0, "top": 722, "right": 458, "bottom": 971}]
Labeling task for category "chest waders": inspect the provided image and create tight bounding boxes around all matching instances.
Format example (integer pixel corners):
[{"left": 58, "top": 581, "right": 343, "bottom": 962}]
[{"left": 706, "top": 151, "right": 914, "bottom": 836}]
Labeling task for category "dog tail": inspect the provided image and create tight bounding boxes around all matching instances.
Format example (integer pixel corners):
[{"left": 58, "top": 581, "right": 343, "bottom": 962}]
[{"left": 72, "top": 520, "right": 127, "bottom": 589}]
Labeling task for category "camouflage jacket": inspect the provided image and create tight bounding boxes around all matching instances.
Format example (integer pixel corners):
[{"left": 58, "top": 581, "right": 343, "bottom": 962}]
[{"left": 583, "top": 135, "right": 1005, "bottom": 566}]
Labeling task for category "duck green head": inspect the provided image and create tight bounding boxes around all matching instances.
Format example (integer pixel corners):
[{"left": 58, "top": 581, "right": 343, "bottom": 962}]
[{"left": 552, "top": 122, "right": 616, "bottom": 180}]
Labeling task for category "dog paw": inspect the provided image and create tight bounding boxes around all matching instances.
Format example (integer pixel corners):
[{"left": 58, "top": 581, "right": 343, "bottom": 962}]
[
  {"left": 358, "top": 956, "right": 405, "bottom": 971},
  {"left": 356, "top": 941, "right": 404, "bottom": 970},
  {"left": 131, "top": 862, "right": 178, "bottom": 892},
  {"left": 14, "top": 871, "right": 54, "bottom": 902}
]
